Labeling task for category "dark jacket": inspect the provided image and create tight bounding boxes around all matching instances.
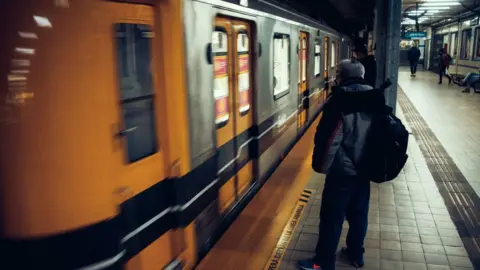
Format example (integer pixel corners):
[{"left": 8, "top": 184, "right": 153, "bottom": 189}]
[
  {"left": 438, "top": 53, "right": 451, "bottom": 69},
  {"left": 312, "top": 78, "right": 386, "bottom": 176},
  {"left": 407, "top": 47, "right": 421, "bottom": 62},
  {"left": 359, "top": 55, "right": 377, "bottom": 88}
]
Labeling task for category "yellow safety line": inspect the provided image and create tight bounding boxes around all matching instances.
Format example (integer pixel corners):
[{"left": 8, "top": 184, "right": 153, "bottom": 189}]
[{"left": 263, "top": 189, "right": 313, "bottom": 270}]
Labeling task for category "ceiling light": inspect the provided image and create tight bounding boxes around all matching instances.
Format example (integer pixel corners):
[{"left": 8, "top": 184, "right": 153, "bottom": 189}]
[
  {"left": 18, "top": 32, "right": 38, "bottom": 39},
  {"left": 11, "top": 70, "right": 30, "bottom": 74},
  {"left": 408, "top": 11, "right": 439, "bottom": 15},
  {"left": 422, "top": 0, "right": 459, "bottom": 1},
  {"left": 8, "top": 74, "right": 27, "bottom": 82},
  {"left": 421, "top": 2, "right": 460, "bottom": 6},
  {"left": 12, "top": 59, "right": 30, "bottom": 67},
  {"left": 33, "top": 15, "right": 52, "bottom": 28},
  {"left": 15, "top": 47, "right": 35, "bottom": 55},
  {"left": 418, "top": 6, "right": 450, "bottom": 10}
]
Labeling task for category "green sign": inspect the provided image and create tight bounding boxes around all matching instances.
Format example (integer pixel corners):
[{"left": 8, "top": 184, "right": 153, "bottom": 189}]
[{"left": 403, "top": 32, "right": 427, "bottom": 39}]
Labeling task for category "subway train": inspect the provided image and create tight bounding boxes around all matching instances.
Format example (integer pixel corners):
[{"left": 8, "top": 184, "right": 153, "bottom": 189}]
[
  {"left": 428, "top": 17, "right": 480, "bottom": 76},
  {"left": 0, "top": 0, "right": 350, "bottom": 269}
]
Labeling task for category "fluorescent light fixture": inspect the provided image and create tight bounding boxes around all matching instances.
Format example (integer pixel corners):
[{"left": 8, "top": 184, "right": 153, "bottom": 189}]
[
  {"left": 33, "top": 15, "right": 52, "bottom": 28},
  {"left": 55, "top": 0, "right": 70, "bottom": 7},
  {"left": 421, "top": 2, "right": 460, "bottom": 6},
  {"left": 15, "top": 47, "right": 35, "bottom": 55},
  {"left": 409, "top": 10, "right": 439, "bottom": 14},
  {"left": 12, "top": 59, "right": 30, "bottom": 67},
  {"left": 18, "top": 32, "right": 38, "bottom": 39},
  {"left": 422, "top": 0, "right": 458, "bottom": 1},
  {"left": 418, "top": 6, "right": 450, "bottom": 10},
  {"left": 11, "top": 70, "right": 30, "bottom": 74},
  {"left": 8, "top": 74, "right": 27, "bottom": 82}
]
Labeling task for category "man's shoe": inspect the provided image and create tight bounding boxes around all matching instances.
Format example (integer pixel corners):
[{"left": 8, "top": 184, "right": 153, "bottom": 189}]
[
  {"left": 340, "top": 247, "right": 365, "bottom": 268},
  {"left": 462, "top": 88, "right": 471, "bottom": 93},
  {"left": 298, "top": 259, "right": 322, "bottom": 270}
]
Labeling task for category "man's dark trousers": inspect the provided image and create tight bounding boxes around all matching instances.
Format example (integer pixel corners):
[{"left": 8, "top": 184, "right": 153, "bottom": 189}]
[
  {"left": 410, "top": 60, "right": 418, "bottom": 74},
  {"left": 313, "top": 171, "right": 370, "bottom": 270}
]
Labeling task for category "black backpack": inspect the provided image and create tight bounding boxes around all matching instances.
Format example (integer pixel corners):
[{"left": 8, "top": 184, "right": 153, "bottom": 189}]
[{"left": 360, "top": 106, "right": 409, "bottom": 183}]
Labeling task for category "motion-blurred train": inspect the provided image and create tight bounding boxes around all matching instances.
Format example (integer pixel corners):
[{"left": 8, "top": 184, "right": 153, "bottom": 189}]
[
  {"left": 428, "top": 17, "right": 480, "bottom": 76},
  {"left": 0, "top": 0, "right": 350, "bottom": 269}
]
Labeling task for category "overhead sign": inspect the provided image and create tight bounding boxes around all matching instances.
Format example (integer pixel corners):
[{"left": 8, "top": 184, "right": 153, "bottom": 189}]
[{"left": 403, "top": 32, "right": 427, "bottom": 39}]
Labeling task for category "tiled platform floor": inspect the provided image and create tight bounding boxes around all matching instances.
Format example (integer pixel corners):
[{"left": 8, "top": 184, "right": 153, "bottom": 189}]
[
  {"left": 398, "top": 70, "right": 480, "bottom": 197},
  {"left": 278, "top": 104, "right": 476, "bottom": 270}
]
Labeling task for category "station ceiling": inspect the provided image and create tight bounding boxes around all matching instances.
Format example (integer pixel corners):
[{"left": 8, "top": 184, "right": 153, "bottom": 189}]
[
  {"left": 276, "top": 0, "right": 479, "bottom": 35},
  {"left": 274, "top": 0, "right": 376, "bottom": 37},
  {"left": 401, "top": 0, "right": 479, "bottom": 28}
]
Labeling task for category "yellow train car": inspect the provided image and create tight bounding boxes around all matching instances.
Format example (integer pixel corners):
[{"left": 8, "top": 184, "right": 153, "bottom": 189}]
[{"left": 0, "top": 0, "right": 348, "bottom": 269}]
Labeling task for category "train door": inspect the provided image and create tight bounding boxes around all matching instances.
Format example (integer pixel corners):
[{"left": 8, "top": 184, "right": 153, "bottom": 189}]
[
  {"left": 112, "top": 3, "right": 181, "bottom": 268},
  {"left": 324, "top": 36, "right": 330, "bottom": 96},
  {"left": 213, "top": 17, "right": 254, "bottom": 213},
  {"left": 297, "top": 31, "right": 309, "bottom": 130}
]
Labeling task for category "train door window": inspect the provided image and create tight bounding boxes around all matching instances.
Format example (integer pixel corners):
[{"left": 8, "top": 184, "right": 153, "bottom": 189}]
[
  {"left": 443, "top": 34, "right": 449, "bottom": 51},
  {"left": 213, "top": 29, "right": 230, "bottom": 125},
  {"left": 298, "top": 39, "right": 301, "bottom": 84},
  {"left": 337, "top": 43, "right": 340, "bottom": 63},
  {"left": 114, "top": 23, "right": 158, "bottom": 162},
  {"left": 324, "top": 36, "right": 329, "bottom": 77},
  {"left": 450, "top": 32, "right": 457, "bottom": 56},
  {"left": 452, "top": 33, "right": 458, "bottom": 56},
  {"left": 461, "top": 29, "right": 472, "bottom": 60},
  {"left": 314, "top": 43, "right": 321, "bottom": 77},
  {"left": 237, "top": 31, "right": 250, "bottom": 114},
  {"left": 273, "top": 33, "right": 290, "bottom": 99},
  {"left": 331, "top": 41, "right": 336, "bottom": 68},
  {"left": 302, "top": 37, "right": 307, "bottom": 82},
  {"left": 474, "top": 28, "right": 480, "bottom": 60}
]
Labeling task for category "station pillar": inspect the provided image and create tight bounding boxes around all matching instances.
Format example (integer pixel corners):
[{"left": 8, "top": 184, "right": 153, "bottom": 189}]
[{"left": 374, "top": 0, "right": 402, "bottom": 113}]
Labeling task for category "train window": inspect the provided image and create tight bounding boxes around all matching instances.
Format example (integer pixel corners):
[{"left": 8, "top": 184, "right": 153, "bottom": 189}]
[
  {"left": 114, "top": 23, "right": 158, "bottom": 163},
  {"left": 324, "top": 36, "right": 329, "bottom": 76},
  {"left": 273, "top": 33, "right": 290, "bottom": 99},
  {"left": 474, "top": 28, "right": 480, "bottom": 60},
  {"left": 460, "top": 29, "right": 472, "bottom": 60},
  {"left": 314, "top": 43, "right": 321, "bottom": 77},
  {"left": 451, "top": 32, "right": 458, "bottom": 57},
  {"left": 212, "top": 29, "right": 230, "bottom": 125},
  {"left": 237, "top": 32, "right": 250, "bottom": 114},
  {"left": 331, "top": 42, "right": 336, "bottom": 68},
  {"left": 302, "top": 37, "right": 307, "bottom": 82}
]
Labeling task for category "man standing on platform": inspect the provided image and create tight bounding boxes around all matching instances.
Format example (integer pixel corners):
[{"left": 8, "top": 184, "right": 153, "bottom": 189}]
[
  {"left": 298, "top": 59, "right": 386, "bottom": 270},
  {"left": 352, "top": 43, "right": 377, "bottom": 88},
  {"left": 407, "top": 44, "right": 421, "bottom": 77}
]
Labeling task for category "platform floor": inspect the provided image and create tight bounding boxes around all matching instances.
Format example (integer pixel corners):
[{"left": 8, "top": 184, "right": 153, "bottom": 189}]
[
  {"left": 398, "top": 69, "right": 480, "bottom": 197},
  {"left": 196, "top": 70, "right": 480, "bottom": 270}
]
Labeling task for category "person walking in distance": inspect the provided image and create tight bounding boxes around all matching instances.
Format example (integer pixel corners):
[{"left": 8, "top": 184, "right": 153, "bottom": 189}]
[
  {"left": 298, "top": 59, "right": 387, "bottom": 270},
  {"left": 438, "top": 48, "right": 452, "bottom": 84},
  {"left": 407, "top": 44, "right": 421, "bottom": 77}
]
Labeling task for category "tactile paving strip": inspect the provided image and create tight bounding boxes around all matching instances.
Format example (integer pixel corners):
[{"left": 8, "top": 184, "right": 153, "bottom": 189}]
[{"left": 398, "top": 86, "right": 480, "bottom": 269}]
